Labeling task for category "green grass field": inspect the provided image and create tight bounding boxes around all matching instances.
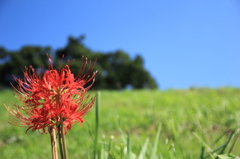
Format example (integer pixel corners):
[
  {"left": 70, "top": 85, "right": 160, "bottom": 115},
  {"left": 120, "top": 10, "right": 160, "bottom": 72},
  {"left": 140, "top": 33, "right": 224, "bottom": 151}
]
[{"left": 0, "top": 88, "right": 240, "bottom": 159}]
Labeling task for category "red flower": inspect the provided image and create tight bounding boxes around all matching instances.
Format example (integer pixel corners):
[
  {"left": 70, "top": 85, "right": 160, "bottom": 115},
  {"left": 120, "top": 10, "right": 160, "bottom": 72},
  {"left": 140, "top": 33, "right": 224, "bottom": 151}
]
[{"left": 5, "top": 55, "right": 97, "bottom": 134}]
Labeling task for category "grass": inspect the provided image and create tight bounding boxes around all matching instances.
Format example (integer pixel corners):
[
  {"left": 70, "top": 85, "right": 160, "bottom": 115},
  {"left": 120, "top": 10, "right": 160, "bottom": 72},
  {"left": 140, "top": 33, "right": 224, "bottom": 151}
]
[{"left": 0, "top": 87, "right": 240, "bottom": 158}]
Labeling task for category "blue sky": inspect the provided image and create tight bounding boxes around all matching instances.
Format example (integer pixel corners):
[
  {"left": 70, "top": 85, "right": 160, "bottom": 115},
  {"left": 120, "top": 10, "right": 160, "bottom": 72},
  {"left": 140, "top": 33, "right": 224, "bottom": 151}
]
[{"left": 0, "top": 0, "right": 240, "bottom": 90}]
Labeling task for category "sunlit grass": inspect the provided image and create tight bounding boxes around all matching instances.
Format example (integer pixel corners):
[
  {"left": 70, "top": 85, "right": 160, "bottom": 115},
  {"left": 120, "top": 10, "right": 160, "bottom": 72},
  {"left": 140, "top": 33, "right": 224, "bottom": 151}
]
[{"left": 0, "top": 87, "right": 240, "bottom": 158}]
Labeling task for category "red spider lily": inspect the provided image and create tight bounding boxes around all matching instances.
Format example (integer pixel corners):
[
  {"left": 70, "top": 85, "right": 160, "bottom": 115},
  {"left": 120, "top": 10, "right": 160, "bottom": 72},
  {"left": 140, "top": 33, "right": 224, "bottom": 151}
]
[{"left": 5, "top": 55, "right": 97, "bottom": 134}]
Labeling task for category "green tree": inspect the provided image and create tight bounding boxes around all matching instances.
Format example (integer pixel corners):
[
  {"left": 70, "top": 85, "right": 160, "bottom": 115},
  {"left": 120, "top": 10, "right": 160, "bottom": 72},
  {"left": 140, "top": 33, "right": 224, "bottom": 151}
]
[
  {"left": 0, "top": 35, "right": 158, "bottom": 90},
  {"left": 55, "top": 35, "right": 158, "bottom": 89},
  {"left": 0, "top": 46, "right": 51, "bottom": 87}
]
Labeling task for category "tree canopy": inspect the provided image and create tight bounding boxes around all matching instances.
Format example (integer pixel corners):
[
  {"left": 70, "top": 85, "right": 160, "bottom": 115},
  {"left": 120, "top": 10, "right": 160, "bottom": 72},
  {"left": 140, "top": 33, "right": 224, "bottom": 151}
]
[{"left": 0, "top": 35, "right": 158, "bottom": 89}]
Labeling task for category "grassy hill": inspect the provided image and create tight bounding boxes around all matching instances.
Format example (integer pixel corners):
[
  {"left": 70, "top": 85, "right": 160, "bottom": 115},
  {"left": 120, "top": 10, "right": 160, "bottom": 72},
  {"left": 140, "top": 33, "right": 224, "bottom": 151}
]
[{"left": 0, "top": 88, "right": 240, "bottom": 158}]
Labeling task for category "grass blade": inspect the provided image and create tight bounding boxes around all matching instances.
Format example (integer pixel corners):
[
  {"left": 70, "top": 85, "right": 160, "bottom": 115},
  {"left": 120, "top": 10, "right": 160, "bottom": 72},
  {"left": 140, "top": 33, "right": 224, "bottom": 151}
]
[
  {"left": 228, "top": 129, "right": 239, "bottom": 153},
  {"left": 218, "top": 129, "right": 235, "bottom": 155},
  {"left": 120, "top": 143, "right": 125, "bottom": 159},
  {"left": 138, "top": 138, "right": 149, "bottom": 159},
  {"left": 150, "top": 123, "right": 162, "bottom": 159},
  {"left": 127, "top": 132, "right": 131, "bottom": 159},
  {"left": 192, "top": 131, "right": 212, "bottom": 152},
  {"left": 200, "top": 146, "right": 205, "bottom": 159},
  {"left": 171, "top": 121, "right": 184, "bottom": 158},
  {"left": 94, "top": 91, "right": 100, "bottom": 159},
  {"left": 117, "top": 118, "right": 127, "bottom": 144}
]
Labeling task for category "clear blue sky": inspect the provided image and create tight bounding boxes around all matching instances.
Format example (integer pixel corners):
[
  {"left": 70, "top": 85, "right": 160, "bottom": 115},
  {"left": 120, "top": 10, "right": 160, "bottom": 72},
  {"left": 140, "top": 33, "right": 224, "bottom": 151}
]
[{"left": 0, "top": 0, "right": 240, "bottom": 90}]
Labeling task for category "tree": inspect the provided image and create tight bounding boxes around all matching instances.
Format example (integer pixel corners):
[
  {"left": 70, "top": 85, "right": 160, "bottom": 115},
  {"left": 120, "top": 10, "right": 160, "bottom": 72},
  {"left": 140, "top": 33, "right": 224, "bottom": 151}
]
[
  {"left": 0, "top": 46, "right": 51, "bottom": 87},
  {"left": 0, "top": 35, "right": 158, "bottom": 89},
  {"left": 55, "top": 36, "right": 158, "bottom": 89}
]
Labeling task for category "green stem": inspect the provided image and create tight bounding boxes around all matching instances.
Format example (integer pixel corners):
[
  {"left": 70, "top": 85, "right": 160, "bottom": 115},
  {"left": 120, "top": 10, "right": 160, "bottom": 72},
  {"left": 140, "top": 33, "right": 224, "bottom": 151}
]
[
  {"left": 94, "top": 91, "right": 100, "bottom": 159},
  {"left": 58, "top": 124, "right": 64, "bottom": 159},
  {"left": 60, "top": 114, "right": 68, "bottom": 159},
  {"left": 56, "top": 93, "right": 65, "bottom": 159},
  {"left": 56, "top": 91, "right": 68, "bottom": 159},
  {"left": 126, "top": 132, "right": 131, "bottom": 159}
]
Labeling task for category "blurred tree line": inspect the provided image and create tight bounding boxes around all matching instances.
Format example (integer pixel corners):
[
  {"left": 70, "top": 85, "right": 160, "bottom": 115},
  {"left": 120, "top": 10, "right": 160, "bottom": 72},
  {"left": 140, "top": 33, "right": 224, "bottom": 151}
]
[{"left": 0, "top": 35, "right": 158, "bottom": 90}]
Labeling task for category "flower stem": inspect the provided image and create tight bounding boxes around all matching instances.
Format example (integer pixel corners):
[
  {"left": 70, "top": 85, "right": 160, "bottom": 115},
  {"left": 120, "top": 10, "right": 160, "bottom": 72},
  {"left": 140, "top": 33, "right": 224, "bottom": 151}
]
[
  {"left": 60, "top": 114, "right": 68, "bottom": 159},
  {"left": 49, "top": 127, "right": 58, "bottom": 159},
  {"left": 56, "top": 93, "right": 68, "bottom": 159},
  {"left": 58, "top": 124, "right": 65, "bottom": 159}
]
